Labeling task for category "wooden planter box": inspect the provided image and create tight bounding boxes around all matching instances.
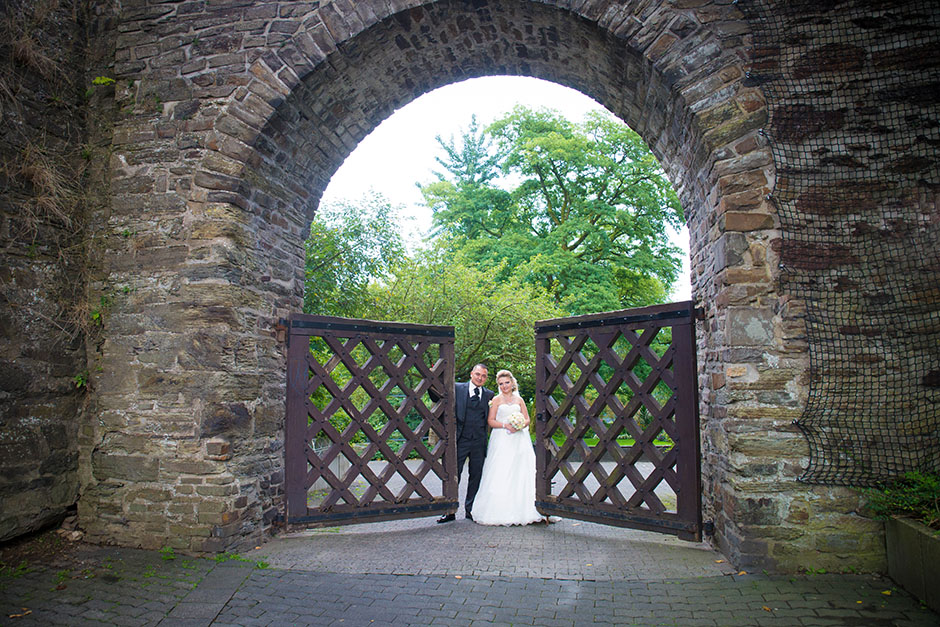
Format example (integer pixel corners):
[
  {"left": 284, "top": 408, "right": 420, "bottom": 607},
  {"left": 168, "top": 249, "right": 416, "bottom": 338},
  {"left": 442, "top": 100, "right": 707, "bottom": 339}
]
[{"left": 885, "top": 517, "right": 940, "bottom": 613}]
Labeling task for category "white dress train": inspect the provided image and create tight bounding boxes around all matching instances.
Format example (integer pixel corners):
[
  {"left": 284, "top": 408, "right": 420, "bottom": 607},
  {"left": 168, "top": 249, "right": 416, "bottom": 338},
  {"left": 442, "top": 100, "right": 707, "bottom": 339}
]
[{"left": 470, "top": 401, "right": 543, "bottom": 526}]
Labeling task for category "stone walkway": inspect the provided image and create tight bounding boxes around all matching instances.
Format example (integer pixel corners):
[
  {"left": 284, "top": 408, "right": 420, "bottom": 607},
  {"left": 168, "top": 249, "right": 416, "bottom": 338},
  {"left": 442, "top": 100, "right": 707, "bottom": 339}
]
[{"left": 1, "top": 515, "right": 937, "bottom": 626}]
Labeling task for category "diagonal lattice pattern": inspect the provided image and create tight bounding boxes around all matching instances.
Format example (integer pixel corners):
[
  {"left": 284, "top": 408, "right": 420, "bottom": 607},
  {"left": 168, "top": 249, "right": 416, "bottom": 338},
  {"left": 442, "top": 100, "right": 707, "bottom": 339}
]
[
  {"left": 534, "top": 302, "right": 702, "bottom": 540},
  {"left": 285, "top": 315, "right": 456, "bottom": 525}
]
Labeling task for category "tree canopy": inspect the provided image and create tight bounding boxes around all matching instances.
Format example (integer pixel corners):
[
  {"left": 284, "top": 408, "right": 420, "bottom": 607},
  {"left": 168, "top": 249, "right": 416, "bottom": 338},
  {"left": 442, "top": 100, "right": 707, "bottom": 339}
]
[
  {"left": 304, "top": 107, "right": 686, "bottom": 394},
  {"left": 420, "top": 106, "right": 683, "bottom": 315},
  {"left": 303, "top": 191, "right": 407, "bottom": 317},
  {"left": 365, "top": 245, "right": 562, "bottom": 397}
]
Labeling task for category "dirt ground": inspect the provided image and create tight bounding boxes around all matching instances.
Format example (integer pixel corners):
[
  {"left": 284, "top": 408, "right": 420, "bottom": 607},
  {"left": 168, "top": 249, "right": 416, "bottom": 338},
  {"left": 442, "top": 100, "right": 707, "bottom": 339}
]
[{"left": 0, "top": 526, "right": 85, "bottom": 575}]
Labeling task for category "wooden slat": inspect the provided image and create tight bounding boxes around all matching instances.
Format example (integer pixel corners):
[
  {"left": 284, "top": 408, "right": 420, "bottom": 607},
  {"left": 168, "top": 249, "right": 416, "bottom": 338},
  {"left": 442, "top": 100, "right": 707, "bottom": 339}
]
[
  {"left": 534, "top": 303, "right": 701, "bottom": 541},
  {"left": 283, "top": 314, "right": 457, "bottom": 527}
]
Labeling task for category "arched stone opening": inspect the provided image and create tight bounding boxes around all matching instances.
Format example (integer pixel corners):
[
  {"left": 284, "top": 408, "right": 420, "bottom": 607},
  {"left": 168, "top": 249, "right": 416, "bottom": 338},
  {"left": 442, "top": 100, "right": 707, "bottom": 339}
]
[{"left": 82, "top": 0, "right": 851, "bottom": 571}]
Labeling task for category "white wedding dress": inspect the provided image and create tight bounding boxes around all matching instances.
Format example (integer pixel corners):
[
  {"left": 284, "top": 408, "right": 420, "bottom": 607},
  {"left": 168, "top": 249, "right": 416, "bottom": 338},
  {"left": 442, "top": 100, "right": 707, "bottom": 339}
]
[{"left": 470, "top": 401, "right": 543, "bottom": 526}]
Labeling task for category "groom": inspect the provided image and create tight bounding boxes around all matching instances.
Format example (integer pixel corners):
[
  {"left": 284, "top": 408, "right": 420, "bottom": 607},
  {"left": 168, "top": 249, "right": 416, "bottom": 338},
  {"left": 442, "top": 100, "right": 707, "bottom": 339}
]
[{"left": 438, "top": 363, "right": 494, "bottom": 523}]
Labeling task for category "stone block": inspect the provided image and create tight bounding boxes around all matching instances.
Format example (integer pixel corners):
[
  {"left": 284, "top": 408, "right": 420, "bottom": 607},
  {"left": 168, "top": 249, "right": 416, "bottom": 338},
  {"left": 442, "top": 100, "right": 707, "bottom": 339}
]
[
  {"left": 704, "top": 109, "right": 767, "bottom": 149},
  {"left": 111, "top": 175, "right": 155, "bottom": 195},
  {"left": 194, "top": 169, "right": 243, "bottom": 192},
  {"left": 731, "top": 368, "right": 801, "bottom": 391},
  {"left": 719, "top": 188, "right": 765, "bottom": 213},
  {"left": 196, "top": 484, "right": 239, "bottom": 497},
  {"left": 253, "top": 402, "right": 283, "bottom": 437},
  {"left": 163, "top": 459, "right": 223, "bottom": 476},
  {"left": 729, "top": 433, "right": 806, "bottom": 457},
  {"left": 813, "top": 515, "right": 884, "bottom": 553},
  {"left": 714, "top": 232, "right": 748, "bottom": 270},
  {"left": 92, "top": 452, "right": 159, "bottom": 482},
  {"left": 205, "top": 474, "right": 235, "bottom": 485},
  {"left": 205, "top": 437, "right": 233, "bottom": 461},
  {"left": 168, "top": 503, "right": 196, "bottom": 516},
  {"left": 793, "top": 43, "right": 866, "bottom": 79},
  {"left": 721, "top": 212, "right": 774, "bottom": 232},
  {"left": 726, "top": 307, "right": 774, "bottom": 346},
  {"left": 723, "top": 267, "right": 770, "bottom": 285},
  {"left": 718, "top": 169, "right": 768, "bottom": 196},
  {"left": 779, "top": 241, "right": 859, "bottom": 270},
  {"left": 210, "top": 517, "right": 243, "bottom": 537},
  {"left": 197, "top": 511, "right": 227, "bottom": 524}
]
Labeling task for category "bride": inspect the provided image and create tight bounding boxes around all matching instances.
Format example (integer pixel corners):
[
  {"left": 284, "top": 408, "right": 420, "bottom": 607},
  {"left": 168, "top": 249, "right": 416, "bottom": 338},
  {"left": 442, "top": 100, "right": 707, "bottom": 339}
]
[{"left": 470, "top": 369, "right": 544, "bottom": 526}]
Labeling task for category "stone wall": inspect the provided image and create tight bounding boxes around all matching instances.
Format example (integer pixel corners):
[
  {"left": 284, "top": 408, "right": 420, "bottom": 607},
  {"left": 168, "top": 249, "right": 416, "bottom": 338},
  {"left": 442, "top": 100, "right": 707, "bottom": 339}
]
[
  {"left": 0, "top": 0, "right": 103, "bottom": 542},
  {"left": 755, "top": 0, "right": 939, "bottom": 482},
  {"left": 1, "top": 0, "right": 934, "bottom": 573},
  {"left": 700, "top": 0, "right": 939, "bottom": 572},
  {"left": 80, "top": 0, "right": 806, "bottom": 564}
]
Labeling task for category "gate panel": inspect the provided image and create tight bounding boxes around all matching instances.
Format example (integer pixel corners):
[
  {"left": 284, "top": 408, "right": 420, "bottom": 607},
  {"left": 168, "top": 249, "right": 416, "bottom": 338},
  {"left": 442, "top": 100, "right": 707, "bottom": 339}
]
[
  {"left": 534, "top": 302, "right": 702, "bottom": 540},
  {"left": 284, "top": 314, "right": 456, "bottom": 525}
]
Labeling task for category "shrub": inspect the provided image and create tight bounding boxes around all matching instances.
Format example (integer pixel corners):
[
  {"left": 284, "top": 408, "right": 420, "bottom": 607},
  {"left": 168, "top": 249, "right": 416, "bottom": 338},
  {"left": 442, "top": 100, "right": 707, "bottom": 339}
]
[{"left": 864, "top": 471, "right": 940, "bottom": 531}]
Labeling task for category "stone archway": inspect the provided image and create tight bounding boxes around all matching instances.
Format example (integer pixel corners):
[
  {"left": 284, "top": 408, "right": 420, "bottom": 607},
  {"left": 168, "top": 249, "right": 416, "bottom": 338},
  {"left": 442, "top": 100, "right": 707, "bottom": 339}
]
[{"left": 80, "top": 0, "right": 871, "bottom": 571}]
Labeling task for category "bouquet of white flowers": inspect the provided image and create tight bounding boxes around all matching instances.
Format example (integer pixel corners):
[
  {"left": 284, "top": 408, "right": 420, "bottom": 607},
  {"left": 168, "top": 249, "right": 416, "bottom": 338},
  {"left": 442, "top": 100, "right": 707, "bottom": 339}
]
[{"left": 507, "top": 411, "right": 526, "bottom": 430}]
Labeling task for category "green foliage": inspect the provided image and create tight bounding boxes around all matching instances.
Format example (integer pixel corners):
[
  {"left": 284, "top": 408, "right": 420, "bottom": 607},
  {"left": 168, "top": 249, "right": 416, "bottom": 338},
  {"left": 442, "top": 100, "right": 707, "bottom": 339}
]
[
  {"left": 421, "top": 106, "right": 683, "bottom": 315},
  {"left": 864, "top": 471, "right": 940, "bottom": 531},
  {"left": 305, "top": 109, "right": 683, "bottom": 404},
  {"left": 159, "top": 546, "right": 176, "bottom": 561},
  {"left": 303, "top": 192, "right": 408, "bottom": 317},
  {"left": 212, "top": 552, "right": 268, "bottom": 568},
  {"left": 0, "top": 560, "right": 29, "bottom": 579},
  {"left": 72, "top": 369, "right": 88, "bottom": 389},
  {"left": 365, "top": 245, "right": 563, "bottom": 397},
  {"left": 89, "top": 294, "right": 111, "bottom": 326},
  {"left": 91, "top": 76, "right": 115, "bottom": 86}
]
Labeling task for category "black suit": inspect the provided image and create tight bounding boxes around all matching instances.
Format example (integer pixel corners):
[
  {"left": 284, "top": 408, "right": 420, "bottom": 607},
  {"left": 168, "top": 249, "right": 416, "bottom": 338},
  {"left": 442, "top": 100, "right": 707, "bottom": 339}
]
[{"left": 454, "top": 381, "right": 494, "bottom": 516}]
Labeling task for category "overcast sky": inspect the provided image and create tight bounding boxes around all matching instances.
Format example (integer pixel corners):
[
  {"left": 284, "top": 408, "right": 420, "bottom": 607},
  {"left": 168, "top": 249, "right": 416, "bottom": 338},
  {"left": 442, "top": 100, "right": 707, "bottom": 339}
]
[{"left": 321, "top": 76, "right": 691, "bottom": 301}]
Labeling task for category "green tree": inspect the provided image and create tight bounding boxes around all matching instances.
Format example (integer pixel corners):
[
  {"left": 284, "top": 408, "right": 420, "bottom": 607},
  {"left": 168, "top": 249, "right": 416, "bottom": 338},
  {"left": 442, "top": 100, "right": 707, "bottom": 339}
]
[
  {"left": 366, "top": 245, "right": 563, "bottom": 399},
  {"left": 303, "top": 191, "right": 407, "bottom": 316},
  {"left": 422, "top": 115, "right": 513, "bottom": 241},
  {"left": 421, "top": 107, "right": 684, "bottom": 315}
]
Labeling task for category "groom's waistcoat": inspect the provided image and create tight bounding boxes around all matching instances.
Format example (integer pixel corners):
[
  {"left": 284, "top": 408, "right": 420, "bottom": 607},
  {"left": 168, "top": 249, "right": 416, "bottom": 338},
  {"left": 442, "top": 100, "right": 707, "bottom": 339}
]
[
  {"left": 461, "top": 393, "right": 488, "bottom": 442},
  {"left": 455, "top": 382, "right": 490, "bottom": 443}
]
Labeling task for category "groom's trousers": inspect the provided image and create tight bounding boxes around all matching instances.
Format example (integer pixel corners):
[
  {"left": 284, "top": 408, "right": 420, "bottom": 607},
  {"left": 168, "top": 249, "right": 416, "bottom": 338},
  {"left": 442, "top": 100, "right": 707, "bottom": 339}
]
[{"left": 456, "top": 435, "right": 486, "bottom": 516}]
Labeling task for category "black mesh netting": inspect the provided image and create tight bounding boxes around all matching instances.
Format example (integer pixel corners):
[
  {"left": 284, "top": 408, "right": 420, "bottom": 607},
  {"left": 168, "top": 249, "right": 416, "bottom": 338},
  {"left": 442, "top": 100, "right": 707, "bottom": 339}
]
[{"left": 739, "top": 0, "right": 940, "bottom": 485}]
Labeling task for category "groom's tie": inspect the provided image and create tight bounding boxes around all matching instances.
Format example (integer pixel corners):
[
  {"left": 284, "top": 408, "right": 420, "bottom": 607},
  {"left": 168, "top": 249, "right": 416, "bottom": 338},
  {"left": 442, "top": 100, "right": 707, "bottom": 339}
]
[{"left": 471, "top": 386, "right": 480, "bottom": 406}]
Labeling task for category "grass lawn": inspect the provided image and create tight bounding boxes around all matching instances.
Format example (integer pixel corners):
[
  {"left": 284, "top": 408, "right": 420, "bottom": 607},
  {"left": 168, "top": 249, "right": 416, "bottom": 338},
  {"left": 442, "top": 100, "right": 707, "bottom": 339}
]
[{"left": 568, "top": 436, "right": 673, "bottom": 448}]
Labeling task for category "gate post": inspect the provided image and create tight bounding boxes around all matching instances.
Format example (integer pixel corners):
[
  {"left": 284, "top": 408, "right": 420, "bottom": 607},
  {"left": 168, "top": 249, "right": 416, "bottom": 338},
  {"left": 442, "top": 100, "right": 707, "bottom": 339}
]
[
  {"left": 284, "top": 319, "right": 308, "bottom": 522},
  {"left": 673, "top": 313, "right": 702, "bottom": 541}
]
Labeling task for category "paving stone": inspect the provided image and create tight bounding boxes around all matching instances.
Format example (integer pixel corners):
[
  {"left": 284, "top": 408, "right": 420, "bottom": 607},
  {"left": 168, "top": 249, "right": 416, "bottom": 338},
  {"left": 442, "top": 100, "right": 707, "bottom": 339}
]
[{"left": 2, "top": 529, "right": 939, "bottom": 627}]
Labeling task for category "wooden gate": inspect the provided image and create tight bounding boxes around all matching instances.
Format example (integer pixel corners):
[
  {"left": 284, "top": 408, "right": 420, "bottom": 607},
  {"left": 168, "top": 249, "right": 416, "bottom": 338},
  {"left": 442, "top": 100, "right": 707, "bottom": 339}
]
[
  {"left": 284, "top": 314, "right": 456, "bottom": 525},
  {"left": 534, "top": 302, "right": 702, "bottom": 540}
]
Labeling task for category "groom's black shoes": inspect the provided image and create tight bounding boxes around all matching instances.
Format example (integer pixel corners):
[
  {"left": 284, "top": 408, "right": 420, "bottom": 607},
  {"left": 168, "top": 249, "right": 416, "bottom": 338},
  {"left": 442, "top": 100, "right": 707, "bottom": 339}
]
[
  {"left": 465, "top": 512, "right": 473, "bottom": 521},
  {"left": 437, "top": 513, "right": 456, "bottom": 523}
]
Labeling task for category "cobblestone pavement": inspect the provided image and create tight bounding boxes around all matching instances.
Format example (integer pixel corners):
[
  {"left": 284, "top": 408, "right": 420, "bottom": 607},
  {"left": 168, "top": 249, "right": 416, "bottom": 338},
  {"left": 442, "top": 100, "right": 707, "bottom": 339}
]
[
  {"left": 1, "top": 515, "right": 937, "bottom": 626},
  {"left": 256, "top": 515, "right": 728, "bottom": 581}
]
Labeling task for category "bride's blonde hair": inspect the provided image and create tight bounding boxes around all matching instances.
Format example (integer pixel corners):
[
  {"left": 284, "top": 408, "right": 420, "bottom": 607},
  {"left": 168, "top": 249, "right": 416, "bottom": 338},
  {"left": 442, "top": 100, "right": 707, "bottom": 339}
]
[{"left": 495, "top": 369, "right": 519, "bottom": 394}]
